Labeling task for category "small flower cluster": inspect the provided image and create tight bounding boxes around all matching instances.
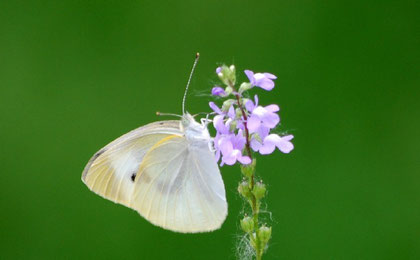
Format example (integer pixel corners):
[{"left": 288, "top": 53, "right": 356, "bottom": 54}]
[
  {"left": 209, "top": 65, "right": 294, "bottom": 166},
  {"left": 209, "top": 64, "right": 294, "bottom": 259}
]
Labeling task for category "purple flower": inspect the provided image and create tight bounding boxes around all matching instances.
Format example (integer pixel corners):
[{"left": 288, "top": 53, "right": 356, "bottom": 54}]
[
  {"left": 216, "top": 67, "right": 222, "bottom": 74},
  {"left": 247, "top": 105, "right": 280, "bottom": 131},
  {"left": 259, "top": 134, "right": 294, "bottom": 154},
  {"left": 243, "top": 94, "right": 291, "bottom": 155},
  {"left": 249, "top": 125, "right": 270, "bottom": 151},
  {"left": 211, "top": 86, "right": 226, "bottom": 97},
  {"left": 216, "top": 130, "right": 251, "bottom": 165},
  {"left": 211, "top": 104, "right": 251, "bottom": 165},
  {"left": 246, "top": 95, "right": 280, "bottom": 133},
  {"left": 244, "top": 70, "right": 277, "bottom": 91},
  {"left": 213, "top": 114, "right": 230, "bottom": 134}
]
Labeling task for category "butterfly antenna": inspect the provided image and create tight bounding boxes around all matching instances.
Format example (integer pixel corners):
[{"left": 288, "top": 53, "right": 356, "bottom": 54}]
[
  {"left": 182, "top": 52, "right": 200, "bottom": 114},
  {"left": 156, "top": 111, "right": 182, "bottom": 118}
]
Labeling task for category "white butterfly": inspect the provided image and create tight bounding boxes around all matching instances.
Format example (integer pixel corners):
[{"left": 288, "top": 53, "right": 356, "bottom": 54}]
[{"left": 81, "top": 54, "right": 227, "bottom": 233}]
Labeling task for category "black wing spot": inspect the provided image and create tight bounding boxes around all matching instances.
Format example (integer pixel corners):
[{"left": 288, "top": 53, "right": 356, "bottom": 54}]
[
  {"left": 91, "top": 149, "right": 106, "bottom": 162},
  {"left": 159, "top": 122, "right": 164, "bottom": 125},
  {"left": 130, "top": 173, "right": 136, "bottom": 182},
  {"left": 93, "top": 149, "right": 106, "bottom": 160}
]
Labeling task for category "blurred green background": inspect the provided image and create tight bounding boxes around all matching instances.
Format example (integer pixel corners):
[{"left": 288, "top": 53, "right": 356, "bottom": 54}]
[{"left": 1, "top": 1, "right": 419, "bottom": 259}]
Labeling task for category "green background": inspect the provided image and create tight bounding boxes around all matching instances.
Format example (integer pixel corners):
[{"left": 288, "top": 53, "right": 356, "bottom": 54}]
[{"left": 1, "top": 1, "right": 418, "bottom": 259}]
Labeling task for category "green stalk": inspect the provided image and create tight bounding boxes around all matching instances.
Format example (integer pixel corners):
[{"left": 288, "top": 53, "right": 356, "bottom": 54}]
[
  {"left": 234, "top": 89, "right": 267, "bottom": 260},
  {"left": 224, "top": 74, "right": 271, "bottom": 260}
]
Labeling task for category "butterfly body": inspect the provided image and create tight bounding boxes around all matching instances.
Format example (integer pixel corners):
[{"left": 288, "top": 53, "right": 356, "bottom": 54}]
[{"left": 82, "top": 114, "right": 227, "bottom": 233}]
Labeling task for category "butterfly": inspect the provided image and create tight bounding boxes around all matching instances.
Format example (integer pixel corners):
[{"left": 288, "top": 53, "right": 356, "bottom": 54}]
[{"left": 81, "top": 54, "right": 227, "bottom": 233}]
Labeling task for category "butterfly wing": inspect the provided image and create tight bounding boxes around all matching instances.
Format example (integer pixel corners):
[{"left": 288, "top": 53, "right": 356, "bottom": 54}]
[
  {"left": 82, "top": 120, "right": 182, "bottom": 207},
  {"left": 82, "top": 120, "right": 227, "bottom": 233},
  {"left": 130, "top": 135, "right": 227, "bottom": 233}
]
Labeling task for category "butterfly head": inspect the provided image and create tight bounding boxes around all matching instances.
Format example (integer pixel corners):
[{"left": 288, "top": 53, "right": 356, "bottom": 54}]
[{"left": 181, "top": 113, "right": 211, "bottom": 142}]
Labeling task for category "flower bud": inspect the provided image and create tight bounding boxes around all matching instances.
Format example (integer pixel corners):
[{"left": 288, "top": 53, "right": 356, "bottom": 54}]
[
  {"left": 225, "top": 86, "right": 233, "bottom": 96},
  {"left": 240, "top": 216, "right": 254, "bottom": 233},
  {"left": 239, "top": 82, "right": 252, "bottom": 94},
  {"left": 238, "top": 180, "right": 251, "bottom": 198},
  {"left": 217, "top": 65, "right": 236, "bottom": 85},
  {"left": 235, "top": 107, "right": 243, "bottom": 118},
  {"left": 258, "top": 225, "right": 272, "bottom": 246},
  {"left": 229, "top": 120, "right": 237, "bottom": 132},
  {"left": 211, "top": 86, "right": 227, "bottom": 97},
  {"left": 252, "top": 181, "right": 266, "bottom": 200},
  {"left": 221, "top": 99, "right": 235, "bottom": 112},
  {"left": 241, "top": 159, "right": 256, "bottom": 178}
]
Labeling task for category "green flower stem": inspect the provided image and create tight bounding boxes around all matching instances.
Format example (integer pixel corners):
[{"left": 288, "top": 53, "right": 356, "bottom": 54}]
[
  {"left": 230, "top": 80, "right": 268, "bottom": 260},
  {"left": 233, "top": 91, "right": 253, "bottom": 162},
  {"left": 240, "top": 163, "right": 264, "bottom": 260}
]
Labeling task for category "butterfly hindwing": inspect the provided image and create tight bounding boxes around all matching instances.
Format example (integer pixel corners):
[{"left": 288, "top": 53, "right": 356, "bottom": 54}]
[{"left": 130, "top": 135, "right": 227, "bottom": 233}]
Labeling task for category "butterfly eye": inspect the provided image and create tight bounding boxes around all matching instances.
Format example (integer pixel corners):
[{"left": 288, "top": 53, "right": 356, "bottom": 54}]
[{"left": 130, "top": 173, "right": 136, "bottom": 182}]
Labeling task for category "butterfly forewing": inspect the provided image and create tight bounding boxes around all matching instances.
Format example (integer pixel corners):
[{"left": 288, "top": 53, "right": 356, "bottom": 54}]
[{"left": 82, "top": 121, "right": 181, "bottom": 207}]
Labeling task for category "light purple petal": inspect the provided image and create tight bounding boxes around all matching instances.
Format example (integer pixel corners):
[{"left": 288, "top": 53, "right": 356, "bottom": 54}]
[
  {"left": 215, "top": 150, "right": 221, "bottom": 162},
  {"left": 252, "top": 106, "right": 279, "bottom": 129},
  {"left": 253, "top": 73, "right": 265, "bottom": 81},
  {"left": 253, "top": 73, "right": 275, "bottom": 90},
  {"left": 261, "top": 112, "right": 279, "bottom": 129},
  {"left": 244, "top": 70, "right": 255, "bottom": 85},
  {"left": 264, "top": 72, "right": 277, "bottom": 79},
  {"left": 252, "top": 106, "right": 265, "bottom": 117},
  {"left": 227, "top": 105, "right": 235, "bottom": 119},
  {"left": 222, "top": 154, "right": 236, "bottom": 165},
  {"left": 250, "top": 138, "right": 262, "bottom": 151},
  {"left": 213, "top": 114, "right": 223, "bottom": 129},
  {"left": 216, "top": 67, "right": 222, "bottom": 74},
  {"left": 257, "top": 78, "right": 275, "bottom": 91},
  {"left": 238, "top": 155, "right": 251, "bottom": 165},
  {"left": 224, "top": 149, "right": 242, "bottom": 165},
  {"left": 265, "top": 104, "right": 279, "bottom": 113},
  {"left": 256, "top": 125, "right": 270, "bottom": 140},
  {"left": 246, "top": 95, "right": 259, "bottom": 112},
  {"left": 231, "top": 130, "right": 246, "bottom": 149},
  {"left": 264, "top": 134, "right": 281, "bottom": 145},
  {"left": 260, "top": 134, "right": 284, "bottom": 154},
  {"left": 214, "top": 133, "right": 221, "bottom": 147},
  {"left": 209, "top": 102, "right": 222, "bottom": 114},
  {"left": 247, "top": 115, "right": 261, "bottom": 133},
  {"left": 219, "top": 137, "right": 233, "bottom": 155},
  {"left": 245, "top": 99, "right": 255, "bottom": 112},
  {"left": 214, "top": 115, "right": 229, "bottom": 134},
  {"left": 277, "top": 135, "right": 294, "bottom": 153},
  {"left": 263, "top": 134, "right": 294, "bottom": 154},
  {"left": 259, "top": 142, "right": 276, "bottom": 155},
  {"left": 236, "top": 120, "right": 245, "bottom": 130},
  {"left": 282, "top": 135, "right": 294, "bottom": 142}
]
